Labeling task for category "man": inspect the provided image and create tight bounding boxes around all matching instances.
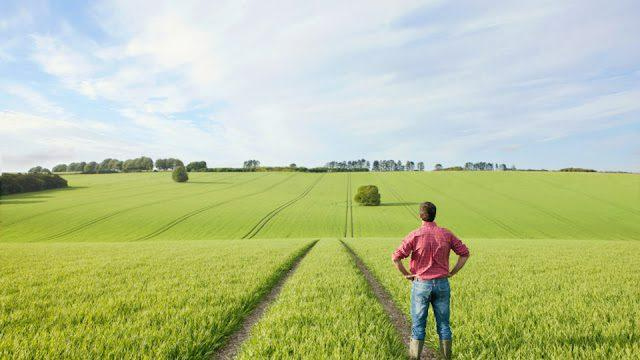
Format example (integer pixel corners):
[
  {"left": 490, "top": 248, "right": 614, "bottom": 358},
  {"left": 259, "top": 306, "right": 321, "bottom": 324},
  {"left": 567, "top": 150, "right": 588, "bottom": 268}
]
[{"left": 392, "top": 202, "right": 470, "bottom": 360}]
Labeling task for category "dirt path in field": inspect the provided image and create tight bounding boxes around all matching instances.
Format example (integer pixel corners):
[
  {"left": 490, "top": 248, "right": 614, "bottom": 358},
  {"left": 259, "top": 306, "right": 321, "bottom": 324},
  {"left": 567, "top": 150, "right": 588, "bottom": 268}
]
[
  {"left": 341, "top": 241, "right": 437, "bottom": 360},
  {"left": 212, "top": 240, "right": 318, "bottom": 360}
]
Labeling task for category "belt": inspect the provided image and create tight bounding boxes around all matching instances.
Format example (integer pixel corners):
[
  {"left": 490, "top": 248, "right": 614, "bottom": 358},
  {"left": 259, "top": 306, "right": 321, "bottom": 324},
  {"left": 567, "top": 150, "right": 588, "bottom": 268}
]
[{"left": 414, "top": 276, "right": 448, "bottom": 282}]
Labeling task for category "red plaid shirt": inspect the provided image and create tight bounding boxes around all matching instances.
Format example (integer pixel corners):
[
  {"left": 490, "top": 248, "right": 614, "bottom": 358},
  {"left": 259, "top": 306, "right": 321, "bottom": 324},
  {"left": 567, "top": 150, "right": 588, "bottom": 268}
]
[{"left": 392, "top": 222, "right": 470, "bottom": 280}]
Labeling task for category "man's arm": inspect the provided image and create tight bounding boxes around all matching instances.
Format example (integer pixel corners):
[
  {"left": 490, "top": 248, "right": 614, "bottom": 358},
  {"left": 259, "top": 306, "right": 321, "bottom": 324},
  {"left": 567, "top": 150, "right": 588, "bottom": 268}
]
[
  {"left": 393, "top": 259, "right": 416, "bottom": 281},
  {"left": 448, "top": 230, "right": 470, "bottom": 278},
  {"left": 391, "top": 233, "right": 416, "bottom": 281},
  {"left": 447, "top": 254, "right": 469, "bottom": 277}
]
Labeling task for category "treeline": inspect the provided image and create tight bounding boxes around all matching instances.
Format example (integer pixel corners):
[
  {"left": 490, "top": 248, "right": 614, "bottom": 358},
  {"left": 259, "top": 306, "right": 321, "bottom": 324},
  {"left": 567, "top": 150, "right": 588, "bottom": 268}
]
[
  {"left": 1, "top": 173, "right": 68, "bottom": 195},
  {"left": 461, "top": 162, "right": 515, "bottom": 171},
  {"left": 371, "top": 160, "right": 425, "bottom": 171},
  {"left": 324, "top": 159, "right": 426, "bottom": 171},
  {"left": 47, "top": 157, "right": 181, "bottom": 174},
  {"left": 559, "top": 168, "right": 596, "bottom": 172}
]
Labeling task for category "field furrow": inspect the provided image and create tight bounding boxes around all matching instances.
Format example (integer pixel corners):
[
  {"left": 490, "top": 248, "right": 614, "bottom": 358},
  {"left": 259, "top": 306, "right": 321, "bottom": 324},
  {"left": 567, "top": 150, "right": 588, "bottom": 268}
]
[
  {"left": 241, "top": 174, "right": 325, "bottom": 239},
  {"left": 235, "top": 239, "right": 406, "bottom": 359},
  {"left": 136, "top": 173, "right": 299, "bottom": 241}
]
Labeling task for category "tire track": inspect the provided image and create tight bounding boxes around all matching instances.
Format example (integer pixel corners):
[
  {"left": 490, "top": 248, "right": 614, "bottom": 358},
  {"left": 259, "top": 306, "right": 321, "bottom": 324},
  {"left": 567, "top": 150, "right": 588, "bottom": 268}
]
[
  {"left": 139, "top": 174, "right": 300, "bottom": 241},
  {"left": 377, "top": 174, "right": 420, "bottom": 220},
  {"left": 408, "top": 175, "right": 524, "bottom": 238},
  {"left": 341, "top": 240, "right": 437, "bottom": 359},
  {"left": 37, "top": 174, "right": 272, "bottom": 242},
  {"left": 455, "top": 177, "right": 584, "bottom": 239},
  {"left": 344, "top": 173, "right": 354, "bottom": 238},
  {"left": 212, "top": 239, "right": 318, "bottom": 360},
  {"left": 531, "top": 176, "right": 640, "bottom": 216},
  {"left": 349, "top": 174, "right": 354, "bottom": 238},
  {"left": 241, "top": 175, "right": 325, "bottom": 239},
  {"left": 7, "top": 173, "right": 245, "bottom": 227}
]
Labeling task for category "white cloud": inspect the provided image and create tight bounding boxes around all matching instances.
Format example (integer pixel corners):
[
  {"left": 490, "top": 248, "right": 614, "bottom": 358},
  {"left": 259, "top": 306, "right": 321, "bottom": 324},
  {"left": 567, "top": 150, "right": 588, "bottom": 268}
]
[{"left": 1, "top": 0, "right": 637, "bottom": 171}]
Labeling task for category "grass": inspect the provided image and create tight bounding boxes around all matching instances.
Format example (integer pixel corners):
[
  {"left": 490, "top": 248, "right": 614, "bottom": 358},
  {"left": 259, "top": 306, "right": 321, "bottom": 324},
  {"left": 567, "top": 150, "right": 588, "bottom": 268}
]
[
  {"left": 0, "top": 171, "right": 638, "bottom": 357},
  {"left": 344, "top": 237, "right": 640, "bottom": 359},
  {"left": 236, "top": 239, "right": 406, "bottom": 359},
  {"left": 2, "top": 171, "right": 637, "bottom": 242},
  {"left": 0, "top": 239, "right": 314, "bottom": 359}
]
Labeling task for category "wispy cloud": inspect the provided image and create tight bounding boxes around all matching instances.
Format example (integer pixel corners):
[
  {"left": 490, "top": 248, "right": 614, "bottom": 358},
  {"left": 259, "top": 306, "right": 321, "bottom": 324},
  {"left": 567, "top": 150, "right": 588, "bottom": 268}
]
[{"left": 0, "top": 0, "right": 639, "bottom": 171}]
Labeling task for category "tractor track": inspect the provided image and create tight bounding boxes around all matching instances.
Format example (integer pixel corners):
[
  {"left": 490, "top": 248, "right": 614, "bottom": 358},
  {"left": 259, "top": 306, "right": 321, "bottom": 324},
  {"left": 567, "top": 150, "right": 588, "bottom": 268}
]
[
  {"left": 212, "top": 239, "right": 318, "bottom": 360},
  {"left": 377, "top": 174, "right": 420, "bottom": 220},
  {"left": 7, "top": 173, "right": 246, "bottom": 227},
  {"left": 241, "top": 175, "right": 325, "bottom": 239},
  {"left": 456, "top": 177, "right": 584, "bottom": 238},
  {"left": 137, "top": 174, "right": 300, "bottom": 241},
  {"left": 343, "top": 173, "right": 354, "bottom": 238},
  {"left": 36, "top": 174, "right": 271, "bottom": 242},
  {"left": 531, "top": 176, "right": 640, "bottom": 216},
  {"left": 341, "top": 240, "right": 437, "bottom": 359},
  {"left": 408, "top": 175, "right": 525, "bottom": 238}
]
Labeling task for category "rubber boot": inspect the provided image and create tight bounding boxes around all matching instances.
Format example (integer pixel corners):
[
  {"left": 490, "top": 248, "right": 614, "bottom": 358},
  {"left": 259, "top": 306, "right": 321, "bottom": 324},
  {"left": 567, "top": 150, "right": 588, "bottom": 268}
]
[
  {"left": 439, "top": 339, "right": 452, "bottom": 360},
  {"left": 409, "top": 338, "right": 424, "bottom": 360}
]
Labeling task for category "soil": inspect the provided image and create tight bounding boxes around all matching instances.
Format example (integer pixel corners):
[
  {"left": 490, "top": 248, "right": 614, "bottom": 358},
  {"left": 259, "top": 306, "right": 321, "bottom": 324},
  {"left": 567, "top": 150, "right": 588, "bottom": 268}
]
[
  {"left": 341, "top": 241, "right": 438, "bottom": 360},
  {"left": 212, "top": 241, "right": 318, "bottom": 360}
]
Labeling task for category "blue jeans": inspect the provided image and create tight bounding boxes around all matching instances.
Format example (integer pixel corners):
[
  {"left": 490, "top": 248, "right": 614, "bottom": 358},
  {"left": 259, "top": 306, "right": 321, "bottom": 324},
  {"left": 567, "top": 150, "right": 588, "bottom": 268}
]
[{"left": 410, "top": 278, "right": 452, "bottom": 341}]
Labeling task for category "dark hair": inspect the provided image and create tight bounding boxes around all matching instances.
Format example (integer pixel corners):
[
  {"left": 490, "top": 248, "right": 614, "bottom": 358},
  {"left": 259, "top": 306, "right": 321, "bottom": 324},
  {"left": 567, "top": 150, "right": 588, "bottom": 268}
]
[{"left": 419, "top": 202, "right": 437, "bottom": 222}]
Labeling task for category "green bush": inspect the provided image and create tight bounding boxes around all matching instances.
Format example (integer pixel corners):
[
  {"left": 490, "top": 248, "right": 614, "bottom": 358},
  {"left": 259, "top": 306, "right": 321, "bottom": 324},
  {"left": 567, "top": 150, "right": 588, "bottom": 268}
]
[
  {"left": 1, "top": 173, "right": 68, "bottom": 195},
  {"left": 354, "top": 185, "right": 380, "bottom": 206},
  {"left": 172, "top": 166, "right": 189, "bottom": 183}
]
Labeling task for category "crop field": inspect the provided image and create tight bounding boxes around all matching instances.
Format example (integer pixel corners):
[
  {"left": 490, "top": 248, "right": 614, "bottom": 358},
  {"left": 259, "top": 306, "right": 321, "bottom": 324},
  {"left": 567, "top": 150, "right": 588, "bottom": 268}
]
[
  {"left": 1, "top": 171, "right": 638, "bottom": 242},
  {"left": 0, "top": 239, "right": 314, "bottom": 358},
  {"left": 344, "top": 238, "right": 640, "bottom": 358},
  {"left": 1, "top": 171, "right": 639, "bottom": 358},
  {"left": 237, "top": 239, "right": 405, "bottom": 359}
]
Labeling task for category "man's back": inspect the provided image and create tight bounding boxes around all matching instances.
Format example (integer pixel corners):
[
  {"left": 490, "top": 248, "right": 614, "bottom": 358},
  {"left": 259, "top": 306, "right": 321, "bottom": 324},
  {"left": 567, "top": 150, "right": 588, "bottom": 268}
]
[{"left": 392, "top": 222, "right": 470, "bottom": 280}]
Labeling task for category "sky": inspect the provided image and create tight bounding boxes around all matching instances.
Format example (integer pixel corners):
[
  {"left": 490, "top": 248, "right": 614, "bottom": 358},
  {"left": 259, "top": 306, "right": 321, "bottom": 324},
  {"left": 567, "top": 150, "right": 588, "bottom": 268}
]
[{"left": 1, "top": 0, "right": 639, "bottom": 172}]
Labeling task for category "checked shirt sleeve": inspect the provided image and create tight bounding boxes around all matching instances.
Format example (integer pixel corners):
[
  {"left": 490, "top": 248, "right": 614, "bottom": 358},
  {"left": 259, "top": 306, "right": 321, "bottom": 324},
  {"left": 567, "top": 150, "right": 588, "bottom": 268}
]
[
  {"left": 449, "top": 231, "right": 470, "bottom": 257},
  {"left": 392, "top": 232, "right": 416, "bottom": 261}
]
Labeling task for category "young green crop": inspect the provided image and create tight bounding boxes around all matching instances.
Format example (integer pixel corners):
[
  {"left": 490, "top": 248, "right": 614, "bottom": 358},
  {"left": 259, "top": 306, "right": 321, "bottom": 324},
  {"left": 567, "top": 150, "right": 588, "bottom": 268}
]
[
  {"left": 0, "top": 239, "right": 314, "bottom": 359},
  {"left": 236, "top": 239, "right": 406, "bottom": 359},
  {"left": 344, "top": 237, "right": 640, "bottom": 358},
  {"left": 1, "top": 171, "right": 638, "bottom": 242}
]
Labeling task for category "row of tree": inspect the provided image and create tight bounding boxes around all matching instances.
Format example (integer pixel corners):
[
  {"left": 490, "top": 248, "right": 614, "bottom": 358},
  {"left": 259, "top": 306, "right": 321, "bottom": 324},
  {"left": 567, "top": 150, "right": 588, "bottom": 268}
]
[
  {"left": 155, "top": 158, "right": 184, "bottom": 170},
  {"left": 1, "top": 173, "right": 68, "bottom": 195},
  {"left": 372, "top": 160, "right": 425, "bottom": 171},
  {"left": 461, "top": 162, "right": 516, "bottom": 171}
]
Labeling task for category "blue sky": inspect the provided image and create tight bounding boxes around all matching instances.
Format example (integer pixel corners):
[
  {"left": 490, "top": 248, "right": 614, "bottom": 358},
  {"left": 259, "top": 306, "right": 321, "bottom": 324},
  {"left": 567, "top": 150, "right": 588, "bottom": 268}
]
[{"left": 1, "top": 0, "right": 639, "bottom": 172}]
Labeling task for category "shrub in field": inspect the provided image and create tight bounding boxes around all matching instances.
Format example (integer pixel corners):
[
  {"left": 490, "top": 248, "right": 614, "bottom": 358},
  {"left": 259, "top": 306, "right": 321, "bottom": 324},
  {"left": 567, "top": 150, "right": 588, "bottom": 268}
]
[
  {"left": 0, "top": 173, "right": 68, "bottom": 195},
  {"left": 354, "top": 185, "right": 380, "bottom": 206},
  {"left": 172, "top": 166, "right": 189, "bottom": 182}
]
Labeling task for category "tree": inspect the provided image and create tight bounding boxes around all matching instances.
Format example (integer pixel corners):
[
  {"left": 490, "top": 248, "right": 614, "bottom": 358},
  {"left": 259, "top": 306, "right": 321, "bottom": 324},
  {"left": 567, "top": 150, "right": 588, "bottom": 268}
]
[
  {"left": 405, "top": 161, "right": 415, "bottom": 171},
  {"left": 243, "top": 160, "right": 260, "bottom": 171},
  {"left": 372, "top": 160, "right": 380, "bottom": 171},
  {"left": 289, "top": 163, "right": 297, "bottom": 168},
  {"left": 172, "top": 166, "right": 189, "bottom": 182},
  {"left": 155, "top": 158, "right": 167, "bottom": 170},
  {"left": 186, "top": 161, "right": 207, "bottom": 172},
  {"left": 417, "top": 162, "right": 425, "bottom": 171},
  {"left": 83, "top": 162, "right": 98, "bottom": 174},
  {"left": 52, "top": 164, "right": 68, "bottom": 172},
  {"left": 28, "top": 166, "right": 43, "bottom": 173},
  {"left": 354, "top": 185, "right": 381, "bottom": 206},
  {"left": 435, "top": 163, "right": 443, "bottom": 171}
]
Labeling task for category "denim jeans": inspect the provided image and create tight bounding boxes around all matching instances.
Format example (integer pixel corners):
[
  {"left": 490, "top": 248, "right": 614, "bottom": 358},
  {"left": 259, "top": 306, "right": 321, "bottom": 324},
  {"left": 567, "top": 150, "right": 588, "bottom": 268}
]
[{"left": 410, "top": 277, "right": 452, "bottom": 341}]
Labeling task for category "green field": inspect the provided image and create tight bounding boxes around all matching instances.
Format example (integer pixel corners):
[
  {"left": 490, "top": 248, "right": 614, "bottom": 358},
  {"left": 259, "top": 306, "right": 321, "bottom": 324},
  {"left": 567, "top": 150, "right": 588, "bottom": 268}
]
[
  {"left": 2, "top": 171, "right": 638, "bottom": 241},
  {"left": 1, "top": 171, "right": 639, "bottom": 358}
]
